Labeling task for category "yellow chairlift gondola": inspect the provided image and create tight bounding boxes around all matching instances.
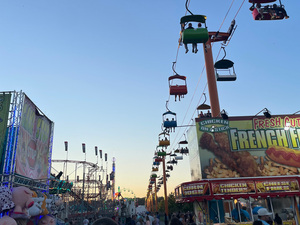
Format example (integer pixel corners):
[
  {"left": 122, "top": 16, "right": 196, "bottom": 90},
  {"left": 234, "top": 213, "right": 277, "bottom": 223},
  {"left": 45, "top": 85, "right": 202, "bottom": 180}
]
[
  {"left": 158, "top": 132, "right": 170, "bottom": 147},
  {"left": 152, "top": 167, "right": 158, "bottom": 172}
]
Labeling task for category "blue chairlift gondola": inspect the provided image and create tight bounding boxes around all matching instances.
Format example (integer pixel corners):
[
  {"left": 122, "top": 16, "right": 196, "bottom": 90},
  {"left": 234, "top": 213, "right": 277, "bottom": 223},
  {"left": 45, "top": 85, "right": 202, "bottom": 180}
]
[{"left": 163, "top": 111, "right": 177, "bottom": 130}]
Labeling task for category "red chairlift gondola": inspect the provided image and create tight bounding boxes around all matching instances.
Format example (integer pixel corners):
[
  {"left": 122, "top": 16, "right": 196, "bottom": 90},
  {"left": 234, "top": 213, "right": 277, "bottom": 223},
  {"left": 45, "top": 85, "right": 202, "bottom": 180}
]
[
  {"left": 249, "top": 0, "right": 289, "bottom": 20},
  {"left": 169, "top": 62, "right": 188, "bottom": 102},
  {"left": 155, "top": 157, "right": 163, "bottom": 162},
  {"left": 169, "top": 75, "right": 187, "bottom": 102}
]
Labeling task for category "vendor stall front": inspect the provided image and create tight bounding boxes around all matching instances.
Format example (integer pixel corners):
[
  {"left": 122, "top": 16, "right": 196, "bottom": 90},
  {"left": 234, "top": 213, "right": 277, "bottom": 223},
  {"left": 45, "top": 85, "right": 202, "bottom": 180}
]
[{"left": 175, "top": 176, "right": 300, "bottom": 225}]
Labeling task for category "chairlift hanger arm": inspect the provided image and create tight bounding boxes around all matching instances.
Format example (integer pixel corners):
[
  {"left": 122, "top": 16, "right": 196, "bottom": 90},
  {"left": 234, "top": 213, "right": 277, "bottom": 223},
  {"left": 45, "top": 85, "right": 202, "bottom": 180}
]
[{"left": 185, "top": 0, "right": 193, "bottom": 15}]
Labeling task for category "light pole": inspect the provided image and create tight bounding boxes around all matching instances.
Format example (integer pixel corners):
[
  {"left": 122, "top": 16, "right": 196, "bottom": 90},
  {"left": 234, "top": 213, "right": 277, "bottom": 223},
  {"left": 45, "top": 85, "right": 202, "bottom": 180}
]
[
  {"left": 162, "top": 156, "right": 168, "bottom": 217},
  {"left": 64, "top": 141, "right": 69, "bottom": 219},
  {"left": 154, "top": 177, "right": 158, "bottom": 212},
  {"left": 81, "top": 143, "right": 86, "bottom": 222}
]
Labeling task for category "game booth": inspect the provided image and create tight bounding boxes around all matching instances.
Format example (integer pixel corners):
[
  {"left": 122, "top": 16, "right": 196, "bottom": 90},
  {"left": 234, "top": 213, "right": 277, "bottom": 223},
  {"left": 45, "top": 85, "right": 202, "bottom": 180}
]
[
  {"left": 175, "top": 176, "right": 300, "bottom": 225},
  {"left": 176, "top": 114, "right": 300, "bottom": 225},
  {"left": 0, "top": 91, "right": 69, "bottom": 225}
]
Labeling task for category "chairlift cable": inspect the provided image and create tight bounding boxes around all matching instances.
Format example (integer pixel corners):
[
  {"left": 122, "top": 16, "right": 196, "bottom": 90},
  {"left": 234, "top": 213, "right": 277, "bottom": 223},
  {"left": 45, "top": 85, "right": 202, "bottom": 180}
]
[
  {"left": 234, "top": 0, "right": 246, "bottom": 20},
  {"left": 167, "top": 48, "right": 223, "bottom": 152},
  {"left": 217, "top": 0, "right": 236, "bottom": 32},
  {"left": 152, "top": 1, "right": 246, "bottom": 190},
  {"left": 167, "top": 0, "right": 191, "bottom": 103}
]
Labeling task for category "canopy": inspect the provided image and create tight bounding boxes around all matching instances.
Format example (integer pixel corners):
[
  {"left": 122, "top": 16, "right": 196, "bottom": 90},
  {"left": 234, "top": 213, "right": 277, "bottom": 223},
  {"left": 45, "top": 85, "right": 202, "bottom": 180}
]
[
  {"left": 169, "top": 74, "right": 186, "bottom": 81},
  {"left": 163, "top": 111, "right": 176, "bottom": 116},
  {"left": 180, "top": 15, "right": 207, "bottom": 24}
]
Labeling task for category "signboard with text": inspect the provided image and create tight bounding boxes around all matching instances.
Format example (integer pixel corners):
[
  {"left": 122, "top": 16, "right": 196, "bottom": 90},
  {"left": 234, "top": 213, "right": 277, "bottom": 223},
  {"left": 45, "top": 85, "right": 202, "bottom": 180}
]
[
  {"left": 175, "top": 176, "right": 300, "bottom": 203},
  {"left": 255, "top": 179, "right": 299, "bottom": 193},
  {"left": 182, "top": 182, "right": 210, "bottom": 197},
  {"left": 195, "top": 115, "right": 300, "bottom": 179},
  {"left": 211, "top": 180, "right": 255, "bottom": 195}
]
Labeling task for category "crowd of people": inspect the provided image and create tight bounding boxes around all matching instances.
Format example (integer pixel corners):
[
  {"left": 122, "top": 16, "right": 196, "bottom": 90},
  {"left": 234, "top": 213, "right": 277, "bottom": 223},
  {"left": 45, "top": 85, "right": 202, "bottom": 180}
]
[
  {"left": 67, "top": 211, "right": 197, "bottom": 225},
  {"left": 60, "top": 207, "right": 285, "bottom": 225}
]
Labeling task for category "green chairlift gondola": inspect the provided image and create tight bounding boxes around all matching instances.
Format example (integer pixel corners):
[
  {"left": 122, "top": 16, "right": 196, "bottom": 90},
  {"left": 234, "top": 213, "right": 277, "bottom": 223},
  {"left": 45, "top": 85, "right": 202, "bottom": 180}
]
[{"left": 180, "top": 15, "right": 209, "bottom": 44}]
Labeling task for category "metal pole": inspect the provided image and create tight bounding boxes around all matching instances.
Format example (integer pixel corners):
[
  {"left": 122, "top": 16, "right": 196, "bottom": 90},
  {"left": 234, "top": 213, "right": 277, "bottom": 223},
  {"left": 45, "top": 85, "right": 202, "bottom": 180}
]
[
  {"left": 162, "top": 156, "right": 169, "bottom": 218},
  {"left": 203, "top": 39, "right": 220, "bottom": 117},
  {"left": 81, "top": 144, "right": 86, "bottom": 223},
  {"left": 155, "top": 179, "right": 158, "bottom": 212},
  {"left": 65, "top": 141, "right": 68, "bottom": 219}
]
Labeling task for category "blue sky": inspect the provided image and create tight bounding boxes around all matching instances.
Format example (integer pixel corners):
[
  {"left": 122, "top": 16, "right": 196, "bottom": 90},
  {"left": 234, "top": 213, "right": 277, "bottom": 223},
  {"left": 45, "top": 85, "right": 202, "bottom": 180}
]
[{"left": 1, "top": 0, "right": 299, "bottom": 198}]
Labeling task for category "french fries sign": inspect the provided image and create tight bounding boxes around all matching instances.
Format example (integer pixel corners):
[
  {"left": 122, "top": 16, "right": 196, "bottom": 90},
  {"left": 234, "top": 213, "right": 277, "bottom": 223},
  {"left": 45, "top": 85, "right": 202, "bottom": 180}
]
[
  {"left": 255, "top": 179, "right": 299, "bottom": 192},
  {"left": 195, "top": 115, "right": 300, "bottom": 179}
]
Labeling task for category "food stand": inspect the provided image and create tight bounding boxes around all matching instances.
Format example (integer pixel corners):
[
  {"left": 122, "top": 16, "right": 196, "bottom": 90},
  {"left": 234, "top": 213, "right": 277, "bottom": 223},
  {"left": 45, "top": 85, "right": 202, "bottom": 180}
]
[
  {"left": 175, "top": 176, "right": 300, "bottom": 225},
  {"left": 177, "top": 114, "right": 300, "bottom": 225}
]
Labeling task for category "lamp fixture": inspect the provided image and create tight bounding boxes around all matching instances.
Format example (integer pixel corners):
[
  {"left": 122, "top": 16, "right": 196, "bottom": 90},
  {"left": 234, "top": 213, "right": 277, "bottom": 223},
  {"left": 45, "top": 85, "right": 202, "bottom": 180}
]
[
  {"left": 255, "top": 108, "right": 272, "bottom": 119},
  {"left": 292, "top": 110, "right": 300, "bottom": 115},
  {"left": 220, "top": 109, "right": 228, "bottom": 120}
]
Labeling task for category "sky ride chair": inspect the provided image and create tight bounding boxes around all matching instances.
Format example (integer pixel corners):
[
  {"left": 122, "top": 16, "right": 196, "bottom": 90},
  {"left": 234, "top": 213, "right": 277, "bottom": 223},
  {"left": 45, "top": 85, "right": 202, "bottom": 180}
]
[
  {"left": 152, "top": 167, "right": 158, "bottom": 172},
  {"left": 154, "top": 157, "right": 163, "bottom": 162},
  {"left": 249, "top": 0, "right": 289, "bottom": 20},
  {"left": 163, "top": 110, "right": 177, "bottom": 133},
  {"left": 178, "top": 135, "right": 189, "bottom": 155},
  {"left": 180, "top": 15, "right": 209, "bottom": 46},
  {"left": 169, "top": 62, "right": 187, "bottom": 102},
  {"left": 156, "top": 146, "right": 167, "bottom": 157},
  {"left": 158, "top": 132, "right": 170, "bottom": 147},
  {"left": 214, "top": 47, "right": 236, "bottom": 81},
  {"left": 157, "top": 151, "right": 167, "bottom": 157},
  {"left": 153, "top": 161, "right": 160, "bottom": 166}
]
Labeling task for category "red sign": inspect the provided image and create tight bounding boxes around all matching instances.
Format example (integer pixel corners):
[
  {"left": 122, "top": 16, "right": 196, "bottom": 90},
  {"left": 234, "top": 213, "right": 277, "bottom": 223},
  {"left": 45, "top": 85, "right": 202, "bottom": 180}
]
[{"left": 211, "top": 181, "right": 255, "bottom": 195}]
